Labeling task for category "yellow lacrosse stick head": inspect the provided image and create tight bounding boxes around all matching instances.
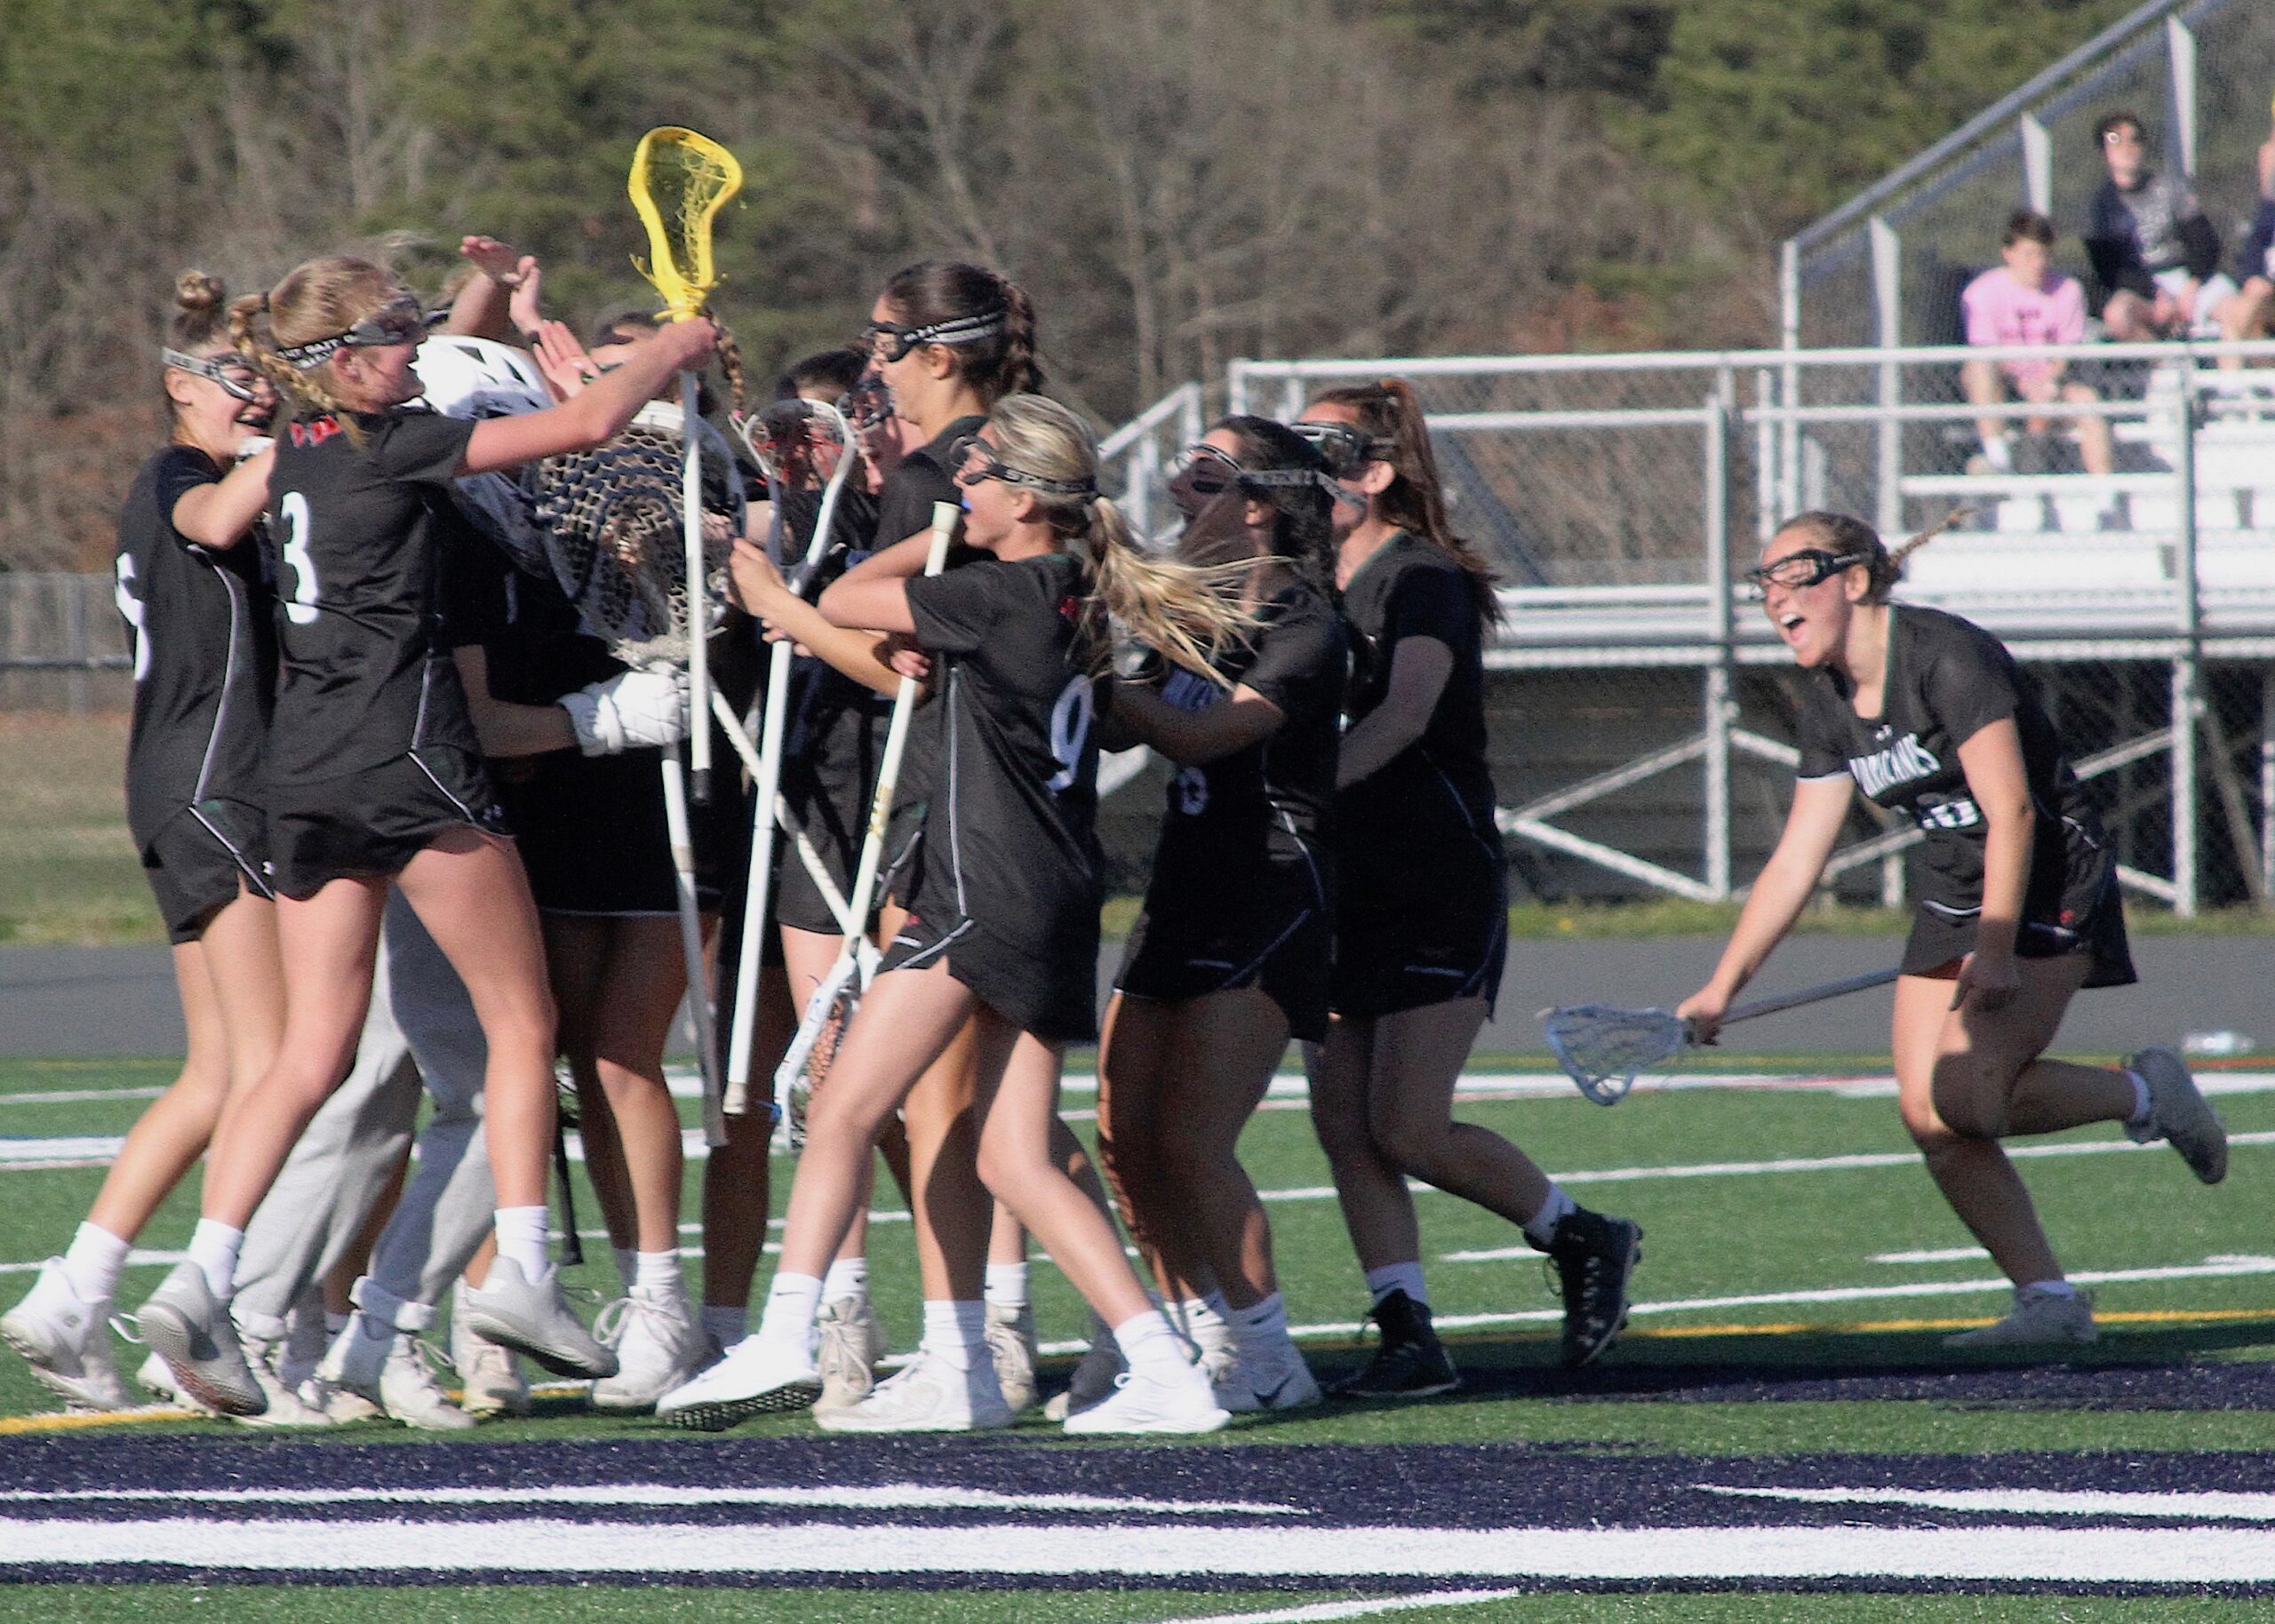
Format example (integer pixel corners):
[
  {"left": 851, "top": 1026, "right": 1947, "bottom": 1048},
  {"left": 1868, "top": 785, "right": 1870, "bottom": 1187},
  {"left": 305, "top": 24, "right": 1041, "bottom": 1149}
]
[{"left": 628, "top": 126, "right": 743, "bottom": 322}]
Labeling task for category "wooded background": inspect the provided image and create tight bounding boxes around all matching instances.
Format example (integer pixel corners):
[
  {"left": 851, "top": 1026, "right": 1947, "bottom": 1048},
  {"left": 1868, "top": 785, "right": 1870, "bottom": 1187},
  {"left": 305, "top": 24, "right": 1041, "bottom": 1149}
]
[{"left": 0, "top": 0, "right": 2136, "bottom": 570}]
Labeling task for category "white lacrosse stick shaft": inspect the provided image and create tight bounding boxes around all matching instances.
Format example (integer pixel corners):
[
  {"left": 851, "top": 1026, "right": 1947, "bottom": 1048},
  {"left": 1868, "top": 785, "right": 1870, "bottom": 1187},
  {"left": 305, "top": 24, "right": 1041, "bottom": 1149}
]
[
  {"left": 776, "top": 499, "right": 958, "bottom": 1102},
  {"left": 659, "top": 749, "right": 725, "bottom": 1147},
  {"left": 682, "top": 371, "right": 712, "bottom": 806},
  {"left": 724, "top": 406, "right": 855, "bottom": 1112}
]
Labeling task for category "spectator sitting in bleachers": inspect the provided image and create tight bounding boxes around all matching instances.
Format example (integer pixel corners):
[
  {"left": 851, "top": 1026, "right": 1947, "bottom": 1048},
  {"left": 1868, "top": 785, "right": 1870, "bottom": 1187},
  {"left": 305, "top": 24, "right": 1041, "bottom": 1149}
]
[
  {"left": 1960, "top": 210, "right": 2115, "bottom": 479},
  {"left": 2209, "top": 121, "right": 2275, "bottom": 368},
  {"left": 2084, "top": 111, "right": 2234, "bottom": 342}
]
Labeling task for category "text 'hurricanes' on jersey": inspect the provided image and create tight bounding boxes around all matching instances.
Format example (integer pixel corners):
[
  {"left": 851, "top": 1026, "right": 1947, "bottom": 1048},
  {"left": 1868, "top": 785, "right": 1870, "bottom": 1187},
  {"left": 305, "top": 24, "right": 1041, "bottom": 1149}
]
[{"left": 886, "top": 549, "right": 1105, "bottom": 1042}]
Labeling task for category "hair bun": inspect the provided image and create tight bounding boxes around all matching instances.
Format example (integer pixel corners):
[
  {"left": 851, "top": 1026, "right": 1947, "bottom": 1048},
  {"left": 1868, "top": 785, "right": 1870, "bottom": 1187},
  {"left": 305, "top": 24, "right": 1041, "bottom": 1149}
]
[{"left": 175, "top": 271, "right": 226, "bottom": 314}]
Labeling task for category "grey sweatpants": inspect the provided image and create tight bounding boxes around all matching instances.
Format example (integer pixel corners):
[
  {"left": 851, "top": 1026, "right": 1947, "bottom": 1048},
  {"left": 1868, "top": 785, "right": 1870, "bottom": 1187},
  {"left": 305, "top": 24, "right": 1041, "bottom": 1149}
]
[{"left": 231, "top": 890, "right": 496, "bottom": 1339}]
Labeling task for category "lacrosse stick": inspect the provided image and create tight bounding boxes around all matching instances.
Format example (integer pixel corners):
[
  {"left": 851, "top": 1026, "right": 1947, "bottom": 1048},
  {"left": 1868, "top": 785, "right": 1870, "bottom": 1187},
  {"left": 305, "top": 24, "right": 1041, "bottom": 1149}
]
[
  {"left": 528, "top": 401, "right": 742, "bottom": 1146},
  {"left": 1544, "top": 966, "right": 1900, "bottom": 1106},
  {"left": 774, "top": 500, "right": 959, "bottom": 1150},
  {"left": 629, "top": 125, "right": 743, "bottom": 809},
  {"left": 721, "top": 399, "right": 858, "bottom": 1114}
]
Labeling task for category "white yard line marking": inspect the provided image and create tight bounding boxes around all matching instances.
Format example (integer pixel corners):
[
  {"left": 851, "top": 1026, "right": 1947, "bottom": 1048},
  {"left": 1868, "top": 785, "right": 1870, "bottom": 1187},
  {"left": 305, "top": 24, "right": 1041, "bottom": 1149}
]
[
  {"left": 0, "top": 1087, "right": 164, "bottom": 1106},
  {"left": 0, "top": 1485, "right": 1302, "bottom": 1517},
  {"left": 1702, "top": 1485, "right": 2275, "bottom": 1522},
  {"left": 2, "top": 1517, "right": 2271, "bottom": 1583},
  {"left": 1142, "top": 1591, "right": 1531, "bottom": 1624},
  {"left": 1872, "top": 1246, "right": 1992, "bottom": 1265}
]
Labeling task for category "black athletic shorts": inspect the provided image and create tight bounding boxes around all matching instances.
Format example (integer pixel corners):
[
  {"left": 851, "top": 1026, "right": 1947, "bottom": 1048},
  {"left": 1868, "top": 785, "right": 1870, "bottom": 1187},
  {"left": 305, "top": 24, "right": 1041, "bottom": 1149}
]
[
  {"left": 776, "top": 764, "right": 925, "bottom": 936},
  {"left": 1902, "top": 840, "right": 2136, "bottom": 989},
  {"left": 140, "top": 799, "right": 271, "bottom": 943},
  {"left": 882, "top": 909, "right": 1099, "bottom": 1045},
  {"left": 1116, "top": 862, "right": 1331, "bottom": 1042},
  {"left": 267, "top": 745, "right": 511, "bottom": 898},
  {"left": 1330, "top": 852, "right": 1508, "bottom": 1021},
  {"left": 496, "top": 747, "right": 736, "bottom": 918}
]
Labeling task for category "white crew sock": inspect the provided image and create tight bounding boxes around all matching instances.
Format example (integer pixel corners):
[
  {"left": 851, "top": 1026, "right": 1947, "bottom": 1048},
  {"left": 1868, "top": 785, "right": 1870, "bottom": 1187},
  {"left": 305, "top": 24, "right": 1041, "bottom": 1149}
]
[
  {"left": 613, "top": 1248, "right": 639, "bottom": 1294},
  {"left": 754, "top": 1273, "right": 824, "bottom": 1353},
  {"left": 1981, "top": 434, "right": 2013, "bottom": 472},
  {"left": 920, "top": 1300, "right": 986, "bottom": 1370},
  {"left": 701, "top": 1303, "right": 747, "bottom": 1349},
  {"left": 1363, "top": 1262, "right": 1428, "bottom": 1309},
  {"left": 1113, "top": 1309, "right": 1193, "bottom": 1380},
  {"left": 984, "top": 1262, "right": 1029, "bottom": 1310},
  {"left": 822, "top": 1258, "right": 869, "bottom": 1303},
  {"left": 1523, "top": 1184, "right": 1579, "bottom": 1250},
  {"left": 492, "top": 1207, "right": 552, "bottom": 1283},
  {"left": 60, "top": 1221, "right": 132, "bottom": 1305},
  {"left": 186, "top": 1219, "right": 243, "bottom": 1302},
  {"left": 1177, "top": 1293, "right": 1233, "bottom": 1358},
  {"left": 2124, "top": 1069, "right": 2155, "bottom": 1138},
  {"left": 1227, "top": 1293, "right": 1290, "bottom": 1357},
  {"left": 634, "top": 1250, "right": 682, "bottom": 1298},
  {"left": 2024, "top": 1279, "right": 2079, "bottom": 1299}
]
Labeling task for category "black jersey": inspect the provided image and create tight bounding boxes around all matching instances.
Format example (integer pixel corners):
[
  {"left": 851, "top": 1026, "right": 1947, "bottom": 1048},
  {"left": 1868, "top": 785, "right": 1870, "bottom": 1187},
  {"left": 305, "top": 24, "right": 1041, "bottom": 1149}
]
[
  {"left": 1145, "top": 576, "right": 1345, "bottom": 882},
  {"left": 115, "top": 446, "right": 277, "bottom": 849},
  {"left": 1337, "top": 532, "right": 1503, "bottom": 868},
  {"left": 263, "top": 409, "right": 483, "bottom": 784},
  {"left": 1796, "top": 604, "right": 2104, "bottom": 914},
  {"left": 439, "top": 524, "right": 619, "bottom": 705},
  {"left": 892, "top": 550, "right": 1103, "bottom": 1031}
]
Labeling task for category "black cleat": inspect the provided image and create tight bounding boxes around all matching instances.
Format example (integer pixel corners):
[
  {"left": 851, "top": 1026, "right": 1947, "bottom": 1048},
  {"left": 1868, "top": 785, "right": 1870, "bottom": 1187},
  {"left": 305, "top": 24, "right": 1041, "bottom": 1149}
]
[
  {"left": 1329, "top": 1289, "right": 1459, "bottom": 1399},
  {"left": 1548, "top": 1210, "right": 1642, "bottom": 1369}
]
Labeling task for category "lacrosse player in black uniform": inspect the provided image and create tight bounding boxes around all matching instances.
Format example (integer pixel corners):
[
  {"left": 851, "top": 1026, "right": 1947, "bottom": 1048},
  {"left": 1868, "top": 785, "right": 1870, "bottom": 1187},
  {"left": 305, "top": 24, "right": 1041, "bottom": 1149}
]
[
  {"left": 1298, "top": 380, "right": 1642, "bottom": 1386},
  {"left": 127, "top": 253, "right": 716, "bottom": 1416},
  {"left": 1096, "top": 417, "right": 1345, "bottom": 1415},
  {"left": 664, "top": 394, "right": 1242, "bottom": 1435},
  {"left": 1, "top": 274, "right": 283, "bottom": 1413},
  {"left": 1680, "top": 512, "right": 2227, "bottom": 1346}
]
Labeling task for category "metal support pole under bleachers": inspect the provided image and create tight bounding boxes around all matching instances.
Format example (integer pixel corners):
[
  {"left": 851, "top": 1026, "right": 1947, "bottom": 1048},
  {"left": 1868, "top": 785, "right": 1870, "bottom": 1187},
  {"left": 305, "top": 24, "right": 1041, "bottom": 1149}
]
[
  {"left": 1870, "top": 218, "right": 1903, "bottom": 538},
  {"left": 2019, "top": 114, "right": 2052, "bottom": 215},
  {"left": 2173, "top": 372, "right": 2202, "bottom": 917},
  {"left": 1778, "top": 241, "right": 1802, "bottom": 518},
  {"left": 2261, "top": 668, "right": 2275, "bottom": 904},
  {"left": 2167, "top": 15, "right": 2197, "bottom": 180},
  {"left": 1704, "top": 386, "right": 1735, "bottom": 899}
]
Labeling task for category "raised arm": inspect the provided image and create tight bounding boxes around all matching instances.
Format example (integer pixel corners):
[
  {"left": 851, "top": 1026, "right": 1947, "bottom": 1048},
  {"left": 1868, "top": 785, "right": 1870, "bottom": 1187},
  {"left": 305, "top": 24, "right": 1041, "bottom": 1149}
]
[
  {"left": 442, "top": 236, "right": 530, "bottom": 343},
  {"left": 730, "top": 537, "right": 904, "bottom": 697},
  {"left": 1677, "top": 774, "right": 1855, "bottom": 1040},
  {"left": 171, "top": 448, "right": 274, "bottom": 551},
  {"left": 458, "top": 317, "right": 716, "bottom": 476}
]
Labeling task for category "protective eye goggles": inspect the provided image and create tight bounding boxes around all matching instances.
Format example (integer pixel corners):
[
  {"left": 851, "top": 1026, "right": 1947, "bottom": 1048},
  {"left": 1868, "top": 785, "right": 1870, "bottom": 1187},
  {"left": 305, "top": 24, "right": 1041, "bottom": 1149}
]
[
  {"left": 1744, "top": 548, "right": 1872, "bottom": 593},
  {"left": 860, "top": 308, "right": 1008, "bottom": 363},
  {"left": 275, "top": 298, "right": 440, "bottom": 370},
  {"left": 948, "top": 431, "right": 1097, "bottom": 498},
  {"left": 842, "top": 374, "right": 894, "bottom": 431},
  {"left": 1169, "top": 442, "right": 1355, "bottom": 505},
  {"left": 161, "top": 348, "right": 265, "bottom": 404},
  {"left": 737, "top": 399, "right": 850, "bottom": 479},
  {"left": 1289, "top": 420, "right": 1393, "bottom": 479}
]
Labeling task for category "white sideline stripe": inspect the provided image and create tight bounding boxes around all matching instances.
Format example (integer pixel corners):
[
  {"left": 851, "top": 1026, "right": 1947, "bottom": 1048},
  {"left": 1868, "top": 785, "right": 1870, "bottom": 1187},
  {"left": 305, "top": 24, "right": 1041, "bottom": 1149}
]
[
  {"left": 0, "top": 1485, "right": 1301, "bottom": 1517},
  {"left": 1704, "top": 1485, "right": 2275, "bottom": 1522},
  {"left": 1873, "top": 1246, "right": 1992, "bottom": 1264},
  {"left": 0, "top": 1087, "right": 164, "bottom": 1106},
  {"left": 2, "top": 1517, "right": 2271, "bottom": 1583},
  {"left": 1145, "top": 1593, "right": 1531, "bottom": 1624}
]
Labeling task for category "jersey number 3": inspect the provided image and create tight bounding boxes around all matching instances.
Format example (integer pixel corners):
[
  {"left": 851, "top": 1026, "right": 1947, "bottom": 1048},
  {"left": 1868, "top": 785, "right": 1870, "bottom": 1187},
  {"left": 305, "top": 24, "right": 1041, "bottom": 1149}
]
[
  {"left": 1047, "top": 675, "right": 1095, "bottom": 793},
  {"left": 277, "top": 491, "right": 323, "bottom": 625}
]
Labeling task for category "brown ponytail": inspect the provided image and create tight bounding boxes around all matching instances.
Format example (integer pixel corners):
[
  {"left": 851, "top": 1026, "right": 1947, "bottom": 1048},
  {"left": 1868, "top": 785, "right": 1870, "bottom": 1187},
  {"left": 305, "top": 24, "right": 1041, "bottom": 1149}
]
[
  {"left": 880, "top": 260, "right": 1044, "bottom": 405},
  {"left": 1309, "top": 378, "right": 1501, "bottom": 627}
]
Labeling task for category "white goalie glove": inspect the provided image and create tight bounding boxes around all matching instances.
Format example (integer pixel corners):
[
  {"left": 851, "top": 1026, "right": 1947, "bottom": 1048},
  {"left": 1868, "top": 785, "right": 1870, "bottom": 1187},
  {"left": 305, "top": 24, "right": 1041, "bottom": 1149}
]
[{"left": 560, "top": 668, "right": 688, "bottom": 756}]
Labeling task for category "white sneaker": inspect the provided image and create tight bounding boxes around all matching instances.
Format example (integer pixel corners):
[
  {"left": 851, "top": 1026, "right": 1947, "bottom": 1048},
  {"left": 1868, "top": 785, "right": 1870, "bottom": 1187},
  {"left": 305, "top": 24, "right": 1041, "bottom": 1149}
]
[
  {"left": 814, "top": 1295, "right": 884, "bottom": 1413},
  {"left": 137, "top": 1350, "right": 189, "bottom": 1406},
  {"left": 2127, "top": 1047, "right": 2228, "bottom": 1183},
  {"left": 1944, "top": 1285, "right": 2097, "bottom": 1348},
  {"left": 459, "top": 1257, "right": 617, "bottom": 1379},
  {"left": 1211, "top": 1337, "right": 1322, "bottom": 1414},
  {"left": 1061, "top": 1361, "right": 1231, "bottom": 1436},
  {"left": 135, "top": 1262, "right": 264, "bottom": 1416},
  {"left": 451, "top": 1305, "right": 531, "bottom": 1419},
  {"left": 590, "top": 1286, "right": 706, "bottom": 1413},
  {"left": 815, "top": 1345, "right": 1014, "bottom": 1433},
  {"left": 235, "top": 1328, "right": 334, "bottom": 1429},
  {"left": 378, "top": 1333, "right": 475, "bottom": 1430},
  {"left": 985, "top": 1301, "right": 1039, "bottom": 1413},
  {"left": 1042, "top": 1324, "right": 1125, "bottom": 1421},
  {"left": 655, "top": 1335, "right": 820, "bottom": 1432},
  {"left": 1, "top": 1260, "right": 131, "bottom": 1412}
]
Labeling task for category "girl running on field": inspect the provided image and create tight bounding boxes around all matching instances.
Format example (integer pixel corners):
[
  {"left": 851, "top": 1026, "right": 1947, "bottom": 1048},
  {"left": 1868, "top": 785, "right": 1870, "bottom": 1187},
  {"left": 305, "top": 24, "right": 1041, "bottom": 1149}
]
[
  {"left": 1297, "top": 381, "right": 1641, "bottom": 1387},
  {"left": 1094, "top": 417, "right": 1346, "bottom": 1415},
  {"left": 128, "top": 253, "right": 715, "bottom": 1416},
  {"left": 2, "top": 274, "right": 283, "bottom": 1413},
  {"left": 1679, "top": 512, "right": 2227, "bottom": 1345},
  {"left": 663, "top": 393, "right": 1243, "bottom": 1435}
]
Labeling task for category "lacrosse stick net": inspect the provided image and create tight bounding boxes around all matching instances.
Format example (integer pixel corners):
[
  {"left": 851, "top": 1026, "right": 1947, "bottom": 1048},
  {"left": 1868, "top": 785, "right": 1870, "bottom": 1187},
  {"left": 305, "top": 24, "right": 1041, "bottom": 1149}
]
[{"left": 628, "top": 127, "right": 742, "bottom": 322}]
